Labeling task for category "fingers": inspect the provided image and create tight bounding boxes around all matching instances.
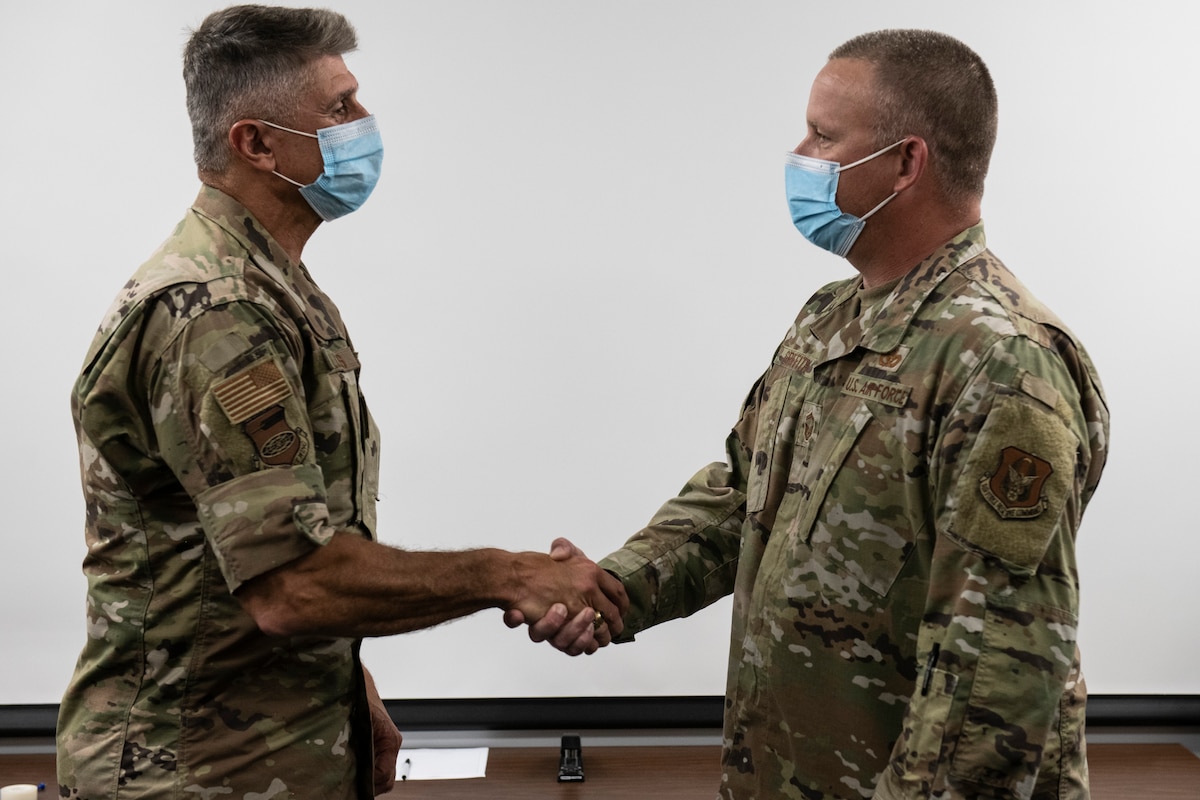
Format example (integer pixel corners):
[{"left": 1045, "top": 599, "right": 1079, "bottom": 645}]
[
  {"left": 519, "top": 603, "right": 601, "bottom": 655},
  {"left": 585, "top": 576, "right": 626, "bottom": 638},
  {"left": 366, "top": 685, "right": 402, "bottom": 794},
  {"left": 505, "top": 542, "right": 630, "bottom": 653},
  {"left": 526, "top": 603, "right": 568, "bottom": 643},
  {"left": 547, "top": 607, "right": 602, "bottom": 656},
  {"left": 374, "top": 748, "right": 397, "bottom": 794},
  {"left": 548, "top": 540, "right": 627, "bottom": 634}
]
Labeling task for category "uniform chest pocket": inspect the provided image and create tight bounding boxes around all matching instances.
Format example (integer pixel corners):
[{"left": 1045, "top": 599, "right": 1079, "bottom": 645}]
[
  {"left": 745, "top": 372, "right": 793, "bottom": 514},
  {"left": 307, "top": 339, "right": 376, "bottom": 531},
  {"left": 305, "top": 339, "right": 353, "bottom": 404},
  {"left": 780, "top": 396, "right": 917, "bottom": 601}
]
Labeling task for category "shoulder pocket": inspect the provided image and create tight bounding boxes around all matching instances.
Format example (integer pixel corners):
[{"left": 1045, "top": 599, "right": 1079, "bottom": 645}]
[{"left": 946, "top": 387, "right": 1077, "bottom": 576}]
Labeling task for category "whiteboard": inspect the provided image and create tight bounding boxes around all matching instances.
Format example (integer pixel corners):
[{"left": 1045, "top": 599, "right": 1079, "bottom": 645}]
[{"left": 1, "top": 0, "right": 1194, "bottom": 706}]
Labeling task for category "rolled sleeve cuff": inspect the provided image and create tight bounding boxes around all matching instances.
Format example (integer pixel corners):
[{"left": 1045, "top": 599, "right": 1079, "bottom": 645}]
[{"left": 196, "top": 463, "right": 335, "bottom": 592}]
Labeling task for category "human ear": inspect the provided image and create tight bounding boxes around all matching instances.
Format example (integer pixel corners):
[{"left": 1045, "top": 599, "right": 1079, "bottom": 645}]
[
  {"left": 894, "top": 136, "right": 928, "bottom": 193},
  {"left": 227, "top": 119, "right": 277, "bottom": 173}
]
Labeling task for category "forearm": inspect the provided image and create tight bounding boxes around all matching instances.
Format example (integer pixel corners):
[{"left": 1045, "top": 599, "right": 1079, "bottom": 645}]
[
  {"left": 239, "top": 533, "right": 543, "bottom": 637},
  {"left": 600, "top": 461, "right": 745, "bottom": 636}
]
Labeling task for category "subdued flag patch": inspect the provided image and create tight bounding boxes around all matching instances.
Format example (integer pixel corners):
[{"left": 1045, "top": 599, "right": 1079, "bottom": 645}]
[{"left": 213, "top": 358, "right": 293, "bottom": 424}]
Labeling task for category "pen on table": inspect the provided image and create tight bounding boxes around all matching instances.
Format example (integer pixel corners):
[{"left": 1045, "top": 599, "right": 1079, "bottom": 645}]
[{"left": 400, "top": 758, "right": 412, "bottom": 781}]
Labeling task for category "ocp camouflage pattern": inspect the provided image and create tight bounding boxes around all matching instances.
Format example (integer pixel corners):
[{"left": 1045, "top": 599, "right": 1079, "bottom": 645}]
[
  {"left": 58, "top": 186, "right": 381, "bottom": 799},
  {"left": 600, "top": 224, "right": 1108, "bottom": 799}
]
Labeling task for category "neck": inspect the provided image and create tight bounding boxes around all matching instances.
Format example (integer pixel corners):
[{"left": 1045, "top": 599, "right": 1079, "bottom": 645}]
[
  {"left": 849, "top": 200, "right": 981, "bottom": 289},
  {"left": 202, "top": 172, "right": 321, "bottom": 263}
]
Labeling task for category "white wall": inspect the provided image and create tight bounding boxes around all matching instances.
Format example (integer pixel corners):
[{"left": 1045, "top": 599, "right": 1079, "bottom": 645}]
[{"left": 1, "top": 0, "right": 1194, "bottom": 705}]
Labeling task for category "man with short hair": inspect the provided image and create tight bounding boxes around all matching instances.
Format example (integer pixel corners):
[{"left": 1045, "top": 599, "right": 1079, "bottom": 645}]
[
  {"left": 516, "top": 29, "right": 1109, "bottom": 799},
  {"left": 57, "top": 6, "right": 627, "bottom": 798}
]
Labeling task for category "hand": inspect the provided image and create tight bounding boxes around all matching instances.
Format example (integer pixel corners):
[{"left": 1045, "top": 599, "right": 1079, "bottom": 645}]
[
  {"left": 504, "top": 538, "right": 628, "bottom": 656},
  {"left": 363, "top": 666, "right": 403, "bottom": 795}
]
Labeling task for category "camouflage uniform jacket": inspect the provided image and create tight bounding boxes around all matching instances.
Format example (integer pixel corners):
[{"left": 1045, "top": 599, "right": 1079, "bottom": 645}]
[
  {"left": 59, "top": 185, "right": 382, "bottom": 799},
  {"left": 600, "top": 224, "right": 1109, "bottom": 800}
]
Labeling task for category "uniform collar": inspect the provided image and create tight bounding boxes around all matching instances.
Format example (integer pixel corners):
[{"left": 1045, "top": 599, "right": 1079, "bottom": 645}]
[
  {"left": 192, "top": 184, "right": 300, "bottom": 275},
  {"left": 809, "top": 223, "right": 988, "bottom": 358}
]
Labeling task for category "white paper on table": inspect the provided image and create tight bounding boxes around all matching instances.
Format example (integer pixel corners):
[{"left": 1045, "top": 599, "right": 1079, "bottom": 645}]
[{"left": 397, "top": 748, "right": 489, "bottom": 781}]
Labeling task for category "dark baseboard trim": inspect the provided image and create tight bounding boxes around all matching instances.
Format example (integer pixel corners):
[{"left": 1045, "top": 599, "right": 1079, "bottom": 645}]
[{"left": 5, "top": 695, "right": 1198, "bottom": 738}]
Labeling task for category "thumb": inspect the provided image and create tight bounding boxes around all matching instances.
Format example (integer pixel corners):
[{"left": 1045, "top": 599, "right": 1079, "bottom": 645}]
[{"left": 549, "top": 537, "right": 584, "bottom": 561}]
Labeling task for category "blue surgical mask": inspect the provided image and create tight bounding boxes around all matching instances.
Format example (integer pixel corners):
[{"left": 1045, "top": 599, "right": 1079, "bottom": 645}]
[
  {"left": 261, "top": 115, "right": 384, "bottom": 221},
  {"left": 784, "top": 139, "right": 904, "bottom": 257}
]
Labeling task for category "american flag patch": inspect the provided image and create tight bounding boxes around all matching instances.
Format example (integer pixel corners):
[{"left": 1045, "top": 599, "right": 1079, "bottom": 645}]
[{"left": 213, "top": 358, "right": 293, "bottom": 424}]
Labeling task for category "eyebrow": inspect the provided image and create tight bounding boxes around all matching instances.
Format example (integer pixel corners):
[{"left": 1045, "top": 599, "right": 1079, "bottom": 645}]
[{"left": 329, "top": 85, "right": 358, "bottom": 110}]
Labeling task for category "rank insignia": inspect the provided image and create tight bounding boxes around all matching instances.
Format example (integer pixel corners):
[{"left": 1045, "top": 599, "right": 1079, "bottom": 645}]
[{"left": 876, "top": 345, "right": 910, "bottom": 371}]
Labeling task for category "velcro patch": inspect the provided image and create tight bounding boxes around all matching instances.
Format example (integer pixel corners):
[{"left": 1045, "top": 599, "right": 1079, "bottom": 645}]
[
  {"left": 213, "top": 357, "right": 293, "bottom": 424},
  {"left": 775, "top": 345, "right": 814, "bottom": 375},
  {"left": 1020, "top": 371, "right": 1061, "bottom": 410},
  {"left": 323, "top": 341, "right": 361, "bottom": 372},
  {"left": 947, "top": 391, "right": 1076, "bottom": 574},
  {"left": 842, "top": 373, "right": 910, "bottom": 408}
]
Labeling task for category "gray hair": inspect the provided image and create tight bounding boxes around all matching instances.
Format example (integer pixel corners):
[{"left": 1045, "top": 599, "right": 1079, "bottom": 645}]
[
  {"left": 183, "top": 4, "right": 358, "bottom": 175},
  {"left": 830, "top": 29, "right": 998, "bottom": 206}
]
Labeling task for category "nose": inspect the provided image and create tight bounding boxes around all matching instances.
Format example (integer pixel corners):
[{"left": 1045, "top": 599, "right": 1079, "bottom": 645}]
[
  {"left": 349, "top": 97, "right": 371, "bottom": 122},
  {"left": 791, "top": 137, "right": 814, "bottom": 158}
]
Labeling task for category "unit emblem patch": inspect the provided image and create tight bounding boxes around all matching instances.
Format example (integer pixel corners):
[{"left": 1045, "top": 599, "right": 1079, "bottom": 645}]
[
  {"left": 979, "top": 446, "right": 1053, "bottom": 519},
  {"left": 244, "top": 405, "right": 309, "bottom": 467}
]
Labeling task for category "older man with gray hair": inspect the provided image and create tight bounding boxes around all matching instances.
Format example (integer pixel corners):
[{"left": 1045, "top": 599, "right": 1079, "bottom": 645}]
[{"left": 57, "top": 6, "right": 628, "bottom": 798}]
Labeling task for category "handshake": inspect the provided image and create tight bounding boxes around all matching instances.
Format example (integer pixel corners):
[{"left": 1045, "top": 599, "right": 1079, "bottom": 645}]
[{"left": 502, "top": 538, "right": 629, "bottom": 656}]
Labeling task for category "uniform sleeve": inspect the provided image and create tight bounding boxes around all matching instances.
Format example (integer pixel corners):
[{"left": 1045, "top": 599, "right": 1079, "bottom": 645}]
[
  {"left": 874, "top": 336, "right": 1104, "bottom": 799},
  {"left": 598, "top": 377, "right": 764, "bottom": 637},
  {"left": 151, "top": 297, "right": 336, "bottom": 592}
]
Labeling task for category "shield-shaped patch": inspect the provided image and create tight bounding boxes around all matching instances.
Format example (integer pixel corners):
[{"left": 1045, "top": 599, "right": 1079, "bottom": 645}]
[{"left": 979, "top": 445, "right": 1054, "bottom": 519}]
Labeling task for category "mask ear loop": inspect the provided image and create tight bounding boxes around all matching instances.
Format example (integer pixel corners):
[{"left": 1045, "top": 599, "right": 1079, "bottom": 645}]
[
  {"left": 835, "top": 138, "right": 907, "bottom": 173},
  {"left": 256, "top": 120, "right": 319, "bottom": 188},
  {"left": 860, "top": 192, "right": 898, "bottom": 221},
  {"left": 257, "top": 119, "right": 319, "bottom": 139},
  {"left": 837, "top": 138, "right": 907, "bottom": 222},
  {"left": 272, "top": 171, "right": 307, "bottom": 188}
]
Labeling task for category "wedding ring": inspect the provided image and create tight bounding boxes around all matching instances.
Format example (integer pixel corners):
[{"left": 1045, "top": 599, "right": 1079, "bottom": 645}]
[{"left": 592, "top": 611, "right": 605, "bottom": 629}]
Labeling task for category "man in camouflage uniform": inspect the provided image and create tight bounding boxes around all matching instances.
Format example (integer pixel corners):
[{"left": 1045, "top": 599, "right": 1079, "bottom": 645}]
[
  {"left": 515, "top": 30, "right": 1109, "bottom": 800},
  {"left": 58, "top": 6, "right": 627, "bottom": 799}
]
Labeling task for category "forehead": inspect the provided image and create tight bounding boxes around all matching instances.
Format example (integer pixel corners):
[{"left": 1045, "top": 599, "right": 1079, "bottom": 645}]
[
  {"left": 304, "top": 54, "right": 359, "bottom": 102},
  {"left": 806, "top": 58, "right": 878, "bottom": 131}
]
